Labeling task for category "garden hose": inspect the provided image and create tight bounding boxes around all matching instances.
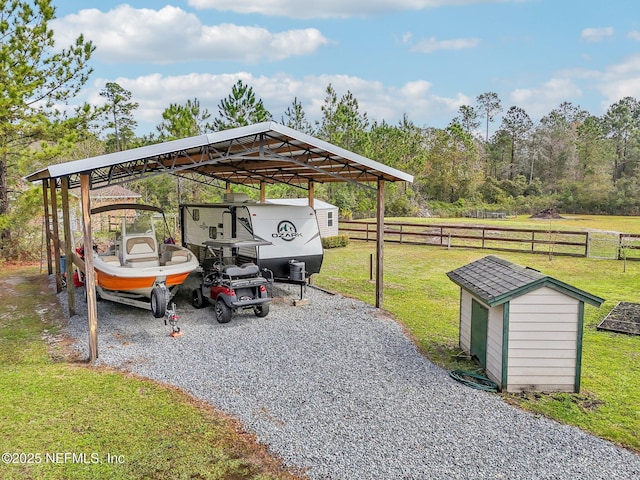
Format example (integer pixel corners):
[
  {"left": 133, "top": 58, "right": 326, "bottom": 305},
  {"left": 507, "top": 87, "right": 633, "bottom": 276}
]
[{"left": 449, "top": 370, "right": 499, "bottom": 392}]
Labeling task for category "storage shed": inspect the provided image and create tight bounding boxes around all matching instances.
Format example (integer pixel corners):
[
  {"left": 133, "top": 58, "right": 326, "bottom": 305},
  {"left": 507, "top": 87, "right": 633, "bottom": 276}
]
[
  {"left": 265, "top": 198, "right": 339, "bottom": 238},
  {"left": 446, "top": 256, "right": 604, "bottom": 393}
]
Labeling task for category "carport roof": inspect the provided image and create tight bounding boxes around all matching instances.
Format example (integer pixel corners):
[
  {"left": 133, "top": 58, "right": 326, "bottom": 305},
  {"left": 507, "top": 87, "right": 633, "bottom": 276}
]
[{"left": 26, "top": 121, "right": 413, "bottom": 190}]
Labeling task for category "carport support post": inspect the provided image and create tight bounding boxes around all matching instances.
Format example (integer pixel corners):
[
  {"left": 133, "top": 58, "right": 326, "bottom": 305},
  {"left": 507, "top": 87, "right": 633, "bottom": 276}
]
[
  {"left": 260, "top": 181, "right": 266, "bottom": 203},
  {"left": 42, "top": 179, "right": 53, "bottom": 275},
  {"left": 376, "top": 179, "right": 385, "bottom": 308},
  {"left": 80, "top": 173, "right": 99, "bottom": 362},
  {"left": 308, "top": 180, "right": 315, "bottom": 208},
  {"left": 49, "top": 179, "right": 63, "bottom": 293},
  {"left": 61, "top": 176, "right": 75, "bottom": 316}
]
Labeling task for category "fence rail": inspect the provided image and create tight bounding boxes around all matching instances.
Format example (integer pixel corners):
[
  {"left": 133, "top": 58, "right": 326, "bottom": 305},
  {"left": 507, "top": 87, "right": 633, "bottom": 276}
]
[
  {"left": 619, "top": 234, "right": 640, "bottom": 260},
  {"left": 339, "top": 220, "right": 640, "bottom": 260}
]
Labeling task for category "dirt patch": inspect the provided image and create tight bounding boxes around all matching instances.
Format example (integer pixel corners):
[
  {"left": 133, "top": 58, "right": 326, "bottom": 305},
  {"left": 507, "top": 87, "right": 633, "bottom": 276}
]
[
  {"left": 597, "top": 302, "right": 640, "bottom": 336},
  {"left": 530, "top": 208, "right": 564, "bottom": 219}
]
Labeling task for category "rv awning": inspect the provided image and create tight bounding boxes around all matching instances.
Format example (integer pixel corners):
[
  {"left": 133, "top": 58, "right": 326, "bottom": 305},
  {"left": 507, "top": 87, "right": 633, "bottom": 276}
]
[{"left": 25, "top": 121, "right": 413, "bottom": 190}]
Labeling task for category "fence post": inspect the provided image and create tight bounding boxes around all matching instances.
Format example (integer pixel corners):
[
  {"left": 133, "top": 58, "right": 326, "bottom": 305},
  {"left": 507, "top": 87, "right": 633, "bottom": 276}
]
[
  {"left": 585, "top": 232, "right": 590, "bottom": 258},
  {"left": 531, "top": 231, "right": 535, "bottom": 253},
  {"left": 617, "top": 233, "right": 622, "bottom": 260},
  {"left": 370, "top": 253, "right": 374, "bottom": 281},
  {"left": 482, "top": 228, "right": 485, "bottom": 249}
]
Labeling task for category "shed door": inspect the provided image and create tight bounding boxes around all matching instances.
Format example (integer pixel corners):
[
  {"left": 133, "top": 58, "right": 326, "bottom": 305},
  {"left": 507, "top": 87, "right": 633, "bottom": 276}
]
[{"left": 470, "top": 299, "right": 489, "bottom": 368}]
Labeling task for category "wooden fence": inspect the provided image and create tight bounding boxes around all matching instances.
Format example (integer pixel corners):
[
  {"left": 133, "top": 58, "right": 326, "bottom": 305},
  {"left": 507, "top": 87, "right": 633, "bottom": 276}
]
[
  {"left": 619, "top": 234, "right": 640, "bottom": 260},
  {"left": 339, "top": 220, "right": 636, "bottom": 259}
]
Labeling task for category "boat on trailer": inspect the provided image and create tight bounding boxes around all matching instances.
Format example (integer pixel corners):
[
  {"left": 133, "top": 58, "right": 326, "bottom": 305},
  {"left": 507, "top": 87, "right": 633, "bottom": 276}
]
[{"left": 84, "top": 204, "right": 199, "bottom": 334}]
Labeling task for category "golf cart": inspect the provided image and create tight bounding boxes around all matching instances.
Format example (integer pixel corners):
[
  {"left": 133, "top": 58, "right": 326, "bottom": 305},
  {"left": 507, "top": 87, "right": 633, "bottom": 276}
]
[{"left": 192, "top": 239, "right": 272, "bottom": 323}]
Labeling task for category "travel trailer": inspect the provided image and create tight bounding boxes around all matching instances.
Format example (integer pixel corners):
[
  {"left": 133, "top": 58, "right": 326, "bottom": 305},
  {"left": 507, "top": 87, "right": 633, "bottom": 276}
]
[{"left": 179, "top": 194, "right": 324, "bottom": 283}]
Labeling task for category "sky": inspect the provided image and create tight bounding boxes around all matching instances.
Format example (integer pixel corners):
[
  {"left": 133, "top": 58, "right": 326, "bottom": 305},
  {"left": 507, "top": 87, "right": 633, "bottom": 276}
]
[{"left": 50, "top": 0, "right": 640, "bottom": 137}]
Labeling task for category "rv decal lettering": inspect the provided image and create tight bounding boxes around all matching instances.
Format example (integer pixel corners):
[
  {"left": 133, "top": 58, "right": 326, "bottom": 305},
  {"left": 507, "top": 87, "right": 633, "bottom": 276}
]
[{"left": 273, "top": 220, "right": 302, "bottom": 241}]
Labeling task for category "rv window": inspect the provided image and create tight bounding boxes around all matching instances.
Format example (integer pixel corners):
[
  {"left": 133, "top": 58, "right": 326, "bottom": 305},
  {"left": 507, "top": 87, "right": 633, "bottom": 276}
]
[
  {"left": 209, "top": 226, "right": 217, "bottom": 239},
  {"left": 328, "top": 211, "right": 334, "bottom": 227},
  {"left": 192, "top": 209, "right": 199, "bottom": 221}
]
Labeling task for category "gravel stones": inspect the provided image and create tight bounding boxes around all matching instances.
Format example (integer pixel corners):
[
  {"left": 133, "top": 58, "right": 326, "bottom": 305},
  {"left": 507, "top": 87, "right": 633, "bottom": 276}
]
[{"left": 59, "top": 275, "right": 640, "bottom": 479}]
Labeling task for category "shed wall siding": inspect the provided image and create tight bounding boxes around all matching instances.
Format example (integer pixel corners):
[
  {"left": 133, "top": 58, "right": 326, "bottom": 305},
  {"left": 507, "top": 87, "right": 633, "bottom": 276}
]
[
  {"left": 315, "top": 208, "right": 339, "bottom": 238},
  {"left": 506, "top": 286, "right": 579, "bottom": 392},
  {"left": 459, "top": 290, "right": 472, "bottom": 351},
  {"left": 315, "top": 210, "right": 330, "bottom": 238}
]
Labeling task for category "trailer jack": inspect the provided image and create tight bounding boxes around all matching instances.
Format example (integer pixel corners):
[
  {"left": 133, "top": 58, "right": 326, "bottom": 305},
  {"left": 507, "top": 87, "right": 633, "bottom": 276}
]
[{"left": 164, "top": 302, "right": 183, "bottom": 337}]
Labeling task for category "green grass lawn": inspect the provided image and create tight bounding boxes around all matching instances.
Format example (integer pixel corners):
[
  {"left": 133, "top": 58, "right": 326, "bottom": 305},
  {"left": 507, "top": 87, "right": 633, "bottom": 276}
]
[
  {"left": 0, "top": 265, "right": 303, "bottom": 480},
  {"left": 314, "top": 241, "right": 640, "bottom": 453}
]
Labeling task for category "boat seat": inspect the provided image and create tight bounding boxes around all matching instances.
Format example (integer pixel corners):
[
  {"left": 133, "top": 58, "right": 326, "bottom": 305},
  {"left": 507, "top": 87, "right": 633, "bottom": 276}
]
[
  {"left": 123, "top": 235, "right": 159, "bottom": 266},
  {"left": 100, "top": 255, "right": 120, "bottom": 265},
  {"left": 165, "top": 250, "right": 189, "bottom": 265},
  {"left": 126, "top": 236, "right": 156, "bottom": 255},
  {"left": 125, "top": 257, "right": 160, "bottom": 267}
]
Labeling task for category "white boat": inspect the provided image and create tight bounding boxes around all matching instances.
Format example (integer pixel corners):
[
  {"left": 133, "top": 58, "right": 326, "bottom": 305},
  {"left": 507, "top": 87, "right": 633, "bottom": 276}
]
[{"left": 88, "top": 203, "right": 200, "bottom": 319}]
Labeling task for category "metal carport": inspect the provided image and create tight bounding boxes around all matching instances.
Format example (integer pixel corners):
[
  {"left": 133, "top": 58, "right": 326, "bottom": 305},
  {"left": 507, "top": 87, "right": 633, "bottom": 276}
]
[{"left": 26, "top": 121, "right": 414, "bottom": 361}]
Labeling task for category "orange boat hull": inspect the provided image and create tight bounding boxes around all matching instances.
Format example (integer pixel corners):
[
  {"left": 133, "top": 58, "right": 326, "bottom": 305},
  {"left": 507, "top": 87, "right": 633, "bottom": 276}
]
[{"left": 96, "top": 270, "right": 192, "bottom": 296}]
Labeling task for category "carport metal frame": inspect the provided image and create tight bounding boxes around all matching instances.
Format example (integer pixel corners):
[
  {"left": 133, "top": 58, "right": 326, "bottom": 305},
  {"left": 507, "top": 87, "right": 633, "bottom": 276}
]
[{"left": 27, "top": 121, "right": 413, "bottom": 362}]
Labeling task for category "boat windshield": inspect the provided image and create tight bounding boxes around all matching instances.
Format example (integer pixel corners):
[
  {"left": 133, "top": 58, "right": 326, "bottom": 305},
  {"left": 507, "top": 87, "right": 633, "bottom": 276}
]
[{"left": 124, "top": 213, "right": 155, "bottom": 235}]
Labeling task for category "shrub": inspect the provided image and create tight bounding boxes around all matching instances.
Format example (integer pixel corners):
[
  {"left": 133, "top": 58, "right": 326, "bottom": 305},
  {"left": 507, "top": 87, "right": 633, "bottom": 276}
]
[{"left": 322, "top": 235, "right": 350, "bottom": 249}]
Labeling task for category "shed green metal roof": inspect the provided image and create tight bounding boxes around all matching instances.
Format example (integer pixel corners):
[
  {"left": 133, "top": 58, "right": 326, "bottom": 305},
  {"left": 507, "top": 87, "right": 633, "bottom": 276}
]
[{"left": 446, "top": 255, "right": 604, "bottom": 307}]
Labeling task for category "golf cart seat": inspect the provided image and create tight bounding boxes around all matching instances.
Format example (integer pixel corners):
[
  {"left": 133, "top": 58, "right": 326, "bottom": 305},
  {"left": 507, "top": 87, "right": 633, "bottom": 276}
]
[{"left": 223, "top": 263, "right": 260, "bottom": 279}]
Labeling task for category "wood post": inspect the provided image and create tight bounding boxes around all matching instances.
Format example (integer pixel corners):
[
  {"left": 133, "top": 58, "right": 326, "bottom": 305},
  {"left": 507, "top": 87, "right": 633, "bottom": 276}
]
[
  {"left": 42, "top": 179, "right": 53, "bottom": 275},
  {"left": 61, "top": 177, "right": 75, "bottom": 316},
  {"left": 376, "top": 179, "right": 385, "bottom": 308},
  {"left": 49, "top": 179, "right": 63, "bottom": 293},
  {"left": 308, "top": 180, "right": 315, "bottom": 208},
  {"left": 80, "top": 173, "right": 98, "bottom": 362},
  {"left": 260, "top": 181, "right": 266, "bottom": 203}
]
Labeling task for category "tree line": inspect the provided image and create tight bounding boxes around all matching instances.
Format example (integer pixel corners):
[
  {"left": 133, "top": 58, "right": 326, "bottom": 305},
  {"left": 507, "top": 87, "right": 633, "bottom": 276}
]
[
  {"left": 95, "top": 82, "right": 640, "bottom": 220},
  {"left": 2, "top": 1, "right": 640, "bottom": 260}
]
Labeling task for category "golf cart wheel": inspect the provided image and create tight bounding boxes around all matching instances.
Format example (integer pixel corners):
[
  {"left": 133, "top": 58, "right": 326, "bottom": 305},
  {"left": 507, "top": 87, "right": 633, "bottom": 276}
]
[
  {"left": 215, "top": 299, "right": 232, "bottom": 323},
  {"left": 192, "top": 288, "right": 205, "bottom": 309},
  {"left": 150, "top": 286, "right": 167, "bottom": 318},
  {"left": 254, "top": 304, "right": 269, "bottom": 318}
]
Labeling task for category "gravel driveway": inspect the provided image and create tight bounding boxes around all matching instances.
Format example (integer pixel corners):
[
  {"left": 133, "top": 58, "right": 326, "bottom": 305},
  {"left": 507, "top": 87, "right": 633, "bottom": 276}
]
[{"left": 60, "top": 275, "right": 640, "bottom": 479}]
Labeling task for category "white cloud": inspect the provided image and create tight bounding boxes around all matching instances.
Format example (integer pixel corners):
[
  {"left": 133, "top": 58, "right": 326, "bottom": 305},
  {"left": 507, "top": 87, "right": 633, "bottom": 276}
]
[
  {"left": 84, "top": 72, "right": 467, "bottom": 132},
  {"left": 408, "top": 36, "right": 481, "bottom": 53},
  {"left": 596, "top": 54, "right": 640, "bottom": 105},
  {"left": 627, "top": 31, "right": 640, "bottom": 41},
  {"left": 52, "top": 5, "right": 328, "bottom": 64},
  {"left": 509, "top": 78, "right": 582, "bottom": 119},
  {"left": 580, "top": 27, "right": 614, "bottom": 43},
  {"left": 187, "top": 0, "right": 517, "bottom": 19}
]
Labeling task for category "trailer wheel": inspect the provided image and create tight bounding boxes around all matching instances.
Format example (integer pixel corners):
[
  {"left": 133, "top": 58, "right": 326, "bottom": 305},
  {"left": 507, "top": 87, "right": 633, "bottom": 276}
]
[
  {"left": 192, "top": 288, "right": 206, "bottom": 309},
  {"left": 150, "top": 286, "right": 167, "bottom": 318},
  {"left": 254, "top": 304, "right": 269, "bottom": 318},
  {"left": 215, "top": 299, "right": 232, "bottom": 323}
]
